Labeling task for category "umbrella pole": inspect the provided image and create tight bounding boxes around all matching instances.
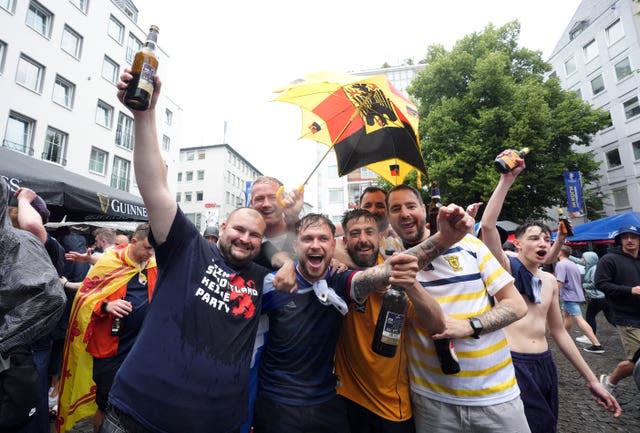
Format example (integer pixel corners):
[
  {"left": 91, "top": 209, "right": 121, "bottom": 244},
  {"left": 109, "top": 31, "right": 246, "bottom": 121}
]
[{"left": 302, "top": 145, "right": 335, "bottom": 186}]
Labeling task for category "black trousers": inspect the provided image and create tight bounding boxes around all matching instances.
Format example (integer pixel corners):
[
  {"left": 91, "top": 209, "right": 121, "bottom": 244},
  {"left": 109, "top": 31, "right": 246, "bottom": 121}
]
[
  {"left": 253, "top": 393, "right": 349, "bottom": 433},
  {"left": 341, "top": 396, "right": 415, "bottom": 433}
]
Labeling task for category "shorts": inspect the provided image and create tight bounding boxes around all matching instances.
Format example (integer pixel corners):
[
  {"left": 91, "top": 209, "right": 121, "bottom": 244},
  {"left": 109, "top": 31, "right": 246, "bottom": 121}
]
[
  {"left": 92, "top": 357, "right": 123, "bottom": 411},
  {"left": 616, "top": 326, "right": 640, "bottom": 360},
  {"left": 511, "top": 350, "right": 558, "bottom": 433},
  {"left": 411, "top": 391, "right": 530, "bottom": 433},
  {"left": 561, "top": 301, "right": 583, "bottom": 316},
  {"left": 340, "top": 396, "right": 415, "bottom": 433}
]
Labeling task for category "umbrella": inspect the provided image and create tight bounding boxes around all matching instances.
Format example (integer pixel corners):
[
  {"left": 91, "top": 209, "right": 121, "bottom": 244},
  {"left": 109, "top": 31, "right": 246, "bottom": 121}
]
[{"left": 275, "top": 71, "right": 427, "bottom": 186}]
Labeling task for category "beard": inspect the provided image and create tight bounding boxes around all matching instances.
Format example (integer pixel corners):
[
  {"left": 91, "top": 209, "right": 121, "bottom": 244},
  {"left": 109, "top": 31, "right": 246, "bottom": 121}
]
[
  {"left": 348, "top": 245, "right": 378, "bottom": 268},
  {"left": 217, "top": 238, "right": 255, "bottom": 267}
]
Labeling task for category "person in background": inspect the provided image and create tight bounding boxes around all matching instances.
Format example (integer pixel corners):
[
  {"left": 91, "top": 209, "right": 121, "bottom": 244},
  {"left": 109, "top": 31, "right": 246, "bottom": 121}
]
[
  {"left": 65, "top": 228, "right": 117, "bottom": 266},
  {"left": 57, "top": 224, "right": 157, "bottom": 433},
  {"left": 203, "top": 226, "right": 219, "bottom": 244},
  {"left": 555, "top": 246, "right": 604, "bottom": 354},
  {"left": 115, "top": 234, "right": 130, "bottom": 246},
  {"left": 575, "top": 252, "right": 613, "bottom": 345},
  {"left": 595, "top": 225, "right": 640, "bottom": 394}
]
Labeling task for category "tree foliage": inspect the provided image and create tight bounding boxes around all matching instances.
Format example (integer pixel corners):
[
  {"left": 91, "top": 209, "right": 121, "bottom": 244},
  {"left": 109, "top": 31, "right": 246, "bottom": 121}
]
[{"left": 408, "top": 22, "right": 608, "bottom": 222}]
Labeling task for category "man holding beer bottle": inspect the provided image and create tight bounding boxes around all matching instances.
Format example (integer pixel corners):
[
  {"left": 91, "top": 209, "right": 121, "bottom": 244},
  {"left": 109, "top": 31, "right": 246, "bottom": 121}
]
[{"left": 386, "top": 184, "right": 530, "bottom": 433}]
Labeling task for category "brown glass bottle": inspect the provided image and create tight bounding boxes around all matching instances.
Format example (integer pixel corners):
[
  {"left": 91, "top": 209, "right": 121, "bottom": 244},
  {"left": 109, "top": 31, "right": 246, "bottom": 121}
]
[
  {"left": 124, "top": 25, "right": 159, "bottom": 111},
  {"left": 372, "top": 285, "right": 407, "bottom": 357},
  {"left": 494, "top": 147, "right": 530, "bottom": 173},
  {"left": 557, "top": 209, "right": 574, "bottom": 237},
  {"left": 428, "top": 181, "right": 442, "bottom": 235}
]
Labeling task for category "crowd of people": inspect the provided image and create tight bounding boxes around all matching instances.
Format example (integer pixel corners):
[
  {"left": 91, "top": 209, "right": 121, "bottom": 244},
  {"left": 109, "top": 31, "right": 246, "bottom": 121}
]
[{"left": 1, "top": 69, "right": 638, "bottom": 433}]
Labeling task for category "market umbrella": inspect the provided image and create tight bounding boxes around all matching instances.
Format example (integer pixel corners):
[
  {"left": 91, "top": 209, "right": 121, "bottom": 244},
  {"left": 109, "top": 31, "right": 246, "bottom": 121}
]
[{"left": 274, "top": 71, "right": 427, "bottom": 186}]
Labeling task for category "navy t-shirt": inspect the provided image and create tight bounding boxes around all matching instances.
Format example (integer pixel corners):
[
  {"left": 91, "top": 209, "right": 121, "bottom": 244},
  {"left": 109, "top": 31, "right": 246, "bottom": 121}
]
[
  {"left": 109, "top": 208, "right": 269, "bottom": 433},
  {"left": 259, "top": 267, "right": 355, "bottom": 405}
]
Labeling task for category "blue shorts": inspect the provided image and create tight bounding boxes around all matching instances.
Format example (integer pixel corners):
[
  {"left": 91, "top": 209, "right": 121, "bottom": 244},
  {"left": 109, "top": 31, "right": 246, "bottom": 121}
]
[
  {"left": 562, "top": 301, "right": 582, "bottom": 316},
  {"left": 511, "top": 350, "right": 558, "bottom": 433}
]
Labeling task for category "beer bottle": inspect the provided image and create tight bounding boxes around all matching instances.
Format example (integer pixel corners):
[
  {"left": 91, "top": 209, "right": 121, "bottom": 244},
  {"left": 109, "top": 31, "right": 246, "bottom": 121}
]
[
  {"left": 111, "top": 317, "right": 122, "bottom": 336},
  {"left": 434, "top": 338, "right": 461, "bottom": 375},
  {"left": 124, "top": 25, "right": 160, "bottom": 111},
  {"left": 494, "top": 147, "right": 530, "bottom": 173},
  {"left": 557, "top": 208, "right": 574, "bottom": 237},
  {"left": 428, "top": 181, "right": 442, "bottom": 235},
  {"left": 372, "top": 285, "right": 408, "bottom": 357}
]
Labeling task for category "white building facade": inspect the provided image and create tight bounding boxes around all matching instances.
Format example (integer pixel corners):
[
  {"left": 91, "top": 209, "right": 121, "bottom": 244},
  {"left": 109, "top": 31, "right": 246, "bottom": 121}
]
[
  {"left": 175, "top": 144, "right": 262, "bottom": 231},
  {"left": 548, "top": 0, "right": 640, "bottom": 215},
  {"left": 0, "top": 0, "right": 181, "bottom": 197}
]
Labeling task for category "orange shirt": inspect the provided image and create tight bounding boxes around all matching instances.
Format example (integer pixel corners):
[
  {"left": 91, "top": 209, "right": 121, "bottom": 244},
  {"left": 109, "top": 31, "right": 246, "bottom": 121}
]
[{"left": 335, "top": 256, "right": 412, "bottom": 421}]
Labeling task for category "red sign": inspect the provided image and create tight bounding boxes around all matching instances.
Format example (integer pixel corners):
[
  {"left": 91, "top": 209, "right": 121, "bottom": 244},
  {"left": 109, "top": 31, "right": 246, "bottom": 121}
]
[{"left": 204, "top": 202, "right": 216, "bottom": 209}]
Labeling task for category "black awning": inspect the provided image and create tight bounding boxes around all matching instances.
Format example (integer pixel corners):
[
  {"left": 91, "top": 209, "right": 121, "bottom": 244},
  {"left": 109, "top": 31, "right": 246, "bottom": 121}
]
[{"left": 0, "top": 147, "right": 147, "bottom": 222}]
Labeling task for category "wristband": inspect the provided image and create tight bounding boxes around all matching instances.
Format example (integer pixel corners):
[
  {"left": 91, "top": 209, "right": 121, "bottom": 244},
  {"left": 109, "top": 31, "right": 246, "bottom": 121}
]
[{"left": 101, "top": 301, "right": 109, "bottom": 314}]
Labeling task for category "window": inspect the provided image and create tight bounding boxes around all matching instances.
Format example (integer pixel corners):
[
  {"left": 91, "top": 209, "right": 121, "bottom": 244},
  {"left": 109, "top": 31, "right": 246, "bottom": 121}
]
[
  {"left": 176, "top": 192, "right": 181, "bottom": 202},
  {"left": 623, "top": 96, "right": 640, "bottom": 120},
  {"left": 95, "top": 100, "right": 113, "bottom": 128},
  {"left": 42, "top": 127, "right": 67, "bottom": 164},
  {"left": 4, "top": 112, "right": 35, "bottom": 153},
  {"left": 198, "top": 150, "right": 205, "bottom": 160},
  {"left": 606, "top": 20, "right": 624, "bottom": 45},
  {"left": 612, "top": 187, "right": 630, "bottom": 209},
  {"left": 226, "top": 191, "right": 230, "bottom": 204},
  {"left": 186, "top": 171, "right": 193, "bottom": 182},
  {"left": 89, "top": 147, "right": 107, "bottom": 174},
  {"left": 328, "top": 165, "right": 338, "bottom": 178},
  {"left": 126, "top": 32, "right": 142, "bottom": 63},
  {"left": 69, "top": 0, "right": 88, "bottom": 13},
  {"left": 101, "top": 56, "right": 119, "bottom": 84},
  {"left": 111, "top": 156, "right": 130, "bottom": 191},
  {"left": 602, "top": 111, "right": 613, "bottom": 129},
  {"left": 329, "top": 188, "right": 344, "bottom": 203},
  {"left": 108, "top": 15, "right": 124, "bottom": 44},
  {"left": 632, "top": 141, "right": 640, "bottom": 160},
  {"left": 16, "top": 54, "right": 44, "bottom": 92},
  {"left": 26, "top": 1, "right": 53, "bottom": 38},
  {"left": 165, "top": 109, "right": 173, "bottom": 125},
  {"left": 115, "top": 112, "right": 134, "bottom": 150},
  {"left": 196, "top": 191, "right": 203, "bottom": 201},
  {"left": 161, "top": 135, "right": 170, "bottom": 151},
  {"left": 590, "top": 75, "right": 604, "bottom": 96},
  {"left": 185, "top": 192, "right": 192, "bottom": 202},
  {"left": 197, "top": 170, "right": 204, "bottom": 180},
  {"left": 187, "top": 151, "right": 194, "bottom": 161},
  {"left": 583, "top": 39, "right": 598, "bottom": 63},
  {"left": 61, "top": 25, "right": 82, "bottom": 58},
  {"left": 574, "top": 88, "right": 582, "bottom": 99},
  {"left": 615, "top": 57, "right": 632, "bottom": 81},
  {"left": 0, "top": 40, "right": 6, "bottom": 74},
  {"left": 564, "top": 57, "right": 576, "bottom": 76},
  {"left": 605, "top": 149, "right": 622, "bottom": 169},
  {"left": 52, "top": 75, "right": 75, "bottom": 108},
  {"left": 1, "top": 0, "right": 15, "bottom": 13}
]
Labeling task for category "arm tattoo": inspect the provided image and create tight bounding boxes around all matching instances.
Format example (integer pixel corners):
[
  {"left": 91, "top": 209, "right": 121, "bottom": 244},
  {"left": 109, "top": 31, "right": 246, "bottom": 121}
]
[
  {"left": 476, "top": 301, "right": 520, "bottom": 334},
  {"left": 351, "top": 235, "right": 448, "bottom": 302},
  {"left": 403, "top": 235, "right": 447, "bottom": 269}
]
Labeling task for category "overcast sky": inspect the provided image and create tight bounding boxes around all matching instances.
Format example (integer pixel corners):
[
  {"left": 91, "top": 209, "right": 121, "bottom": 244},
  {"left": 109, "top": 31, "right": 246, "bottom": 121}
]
[{"left": 133, "top": 0, "right": 582, "bottom": 187}]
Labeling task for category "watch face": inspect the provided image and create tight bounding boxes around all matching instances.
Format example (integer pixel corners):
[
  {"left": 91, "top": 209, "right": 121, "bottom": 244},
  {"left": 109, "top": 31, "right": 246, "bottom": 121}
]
[{"left": 470, "top": 318, "right": 482, "bottom": 337}]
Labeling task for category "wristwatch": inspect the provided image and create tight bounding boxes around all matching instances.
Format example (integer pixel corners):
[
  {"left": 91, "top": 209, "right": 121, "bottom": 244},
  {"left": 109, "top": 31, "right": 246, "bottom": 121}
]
[{"left": 469, "top": 317, "right": 483, "bottom": 339}]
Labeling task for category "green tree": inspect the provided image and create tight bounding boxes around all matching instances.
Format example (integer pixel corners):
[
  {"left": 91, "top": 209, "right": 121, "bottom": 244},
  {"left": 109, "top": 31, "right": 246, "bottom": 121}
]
[{"left": 408, "top": 21, "right": 608, "bottom": 222}]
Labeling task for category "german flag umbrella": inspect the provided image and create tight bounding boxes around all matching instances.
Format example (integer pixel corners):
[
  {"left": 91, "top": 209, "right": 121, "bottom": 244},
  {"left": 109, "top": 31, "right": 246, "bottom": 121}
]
[{"left": 274, "top": 71, "right": 427, "bottom": 186}]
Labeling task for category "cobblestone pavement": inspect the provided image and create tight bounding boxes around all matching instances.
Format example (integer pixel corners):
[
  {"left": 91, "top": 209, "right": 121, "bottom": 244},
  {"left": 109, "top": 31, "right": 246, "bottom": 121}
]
[
  {"left": 57, "top": 315, "right": 639, "bottom": 433},
  {"left": 554, "top": 314, "right": 638, "bottom": 433}
]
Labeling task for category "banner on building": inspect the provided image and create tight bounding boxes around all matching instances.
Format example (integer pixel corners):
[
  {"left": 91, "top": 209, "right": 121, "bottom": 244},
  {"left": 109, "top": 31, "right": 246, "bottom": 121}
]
[
  {"left": 563, "top": 171, "right": 584, "bottom": 215},
  {"left": 244, "top": 180, "right": 253, "bottom": 207}
]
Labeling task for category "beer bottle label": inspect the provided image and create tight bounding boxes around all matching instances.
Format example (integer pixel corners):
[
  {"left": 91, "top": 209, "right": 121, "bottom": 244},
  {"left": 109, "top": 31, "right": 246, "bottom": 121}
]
[
  {"left": 139, "top": 63, "right": 155, "bottom": 94},
  {"left": 380, "top": 311, "right": 404, "bottom": 345}
]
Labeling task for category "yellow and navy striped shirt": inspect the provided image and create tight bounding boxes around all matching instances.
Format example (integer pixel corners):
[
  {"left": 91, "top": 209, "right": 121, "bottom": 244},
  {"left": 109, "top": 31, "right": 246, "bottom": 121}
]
[{"left": 407, "top": 234, "right": 519, "bottom": 406}]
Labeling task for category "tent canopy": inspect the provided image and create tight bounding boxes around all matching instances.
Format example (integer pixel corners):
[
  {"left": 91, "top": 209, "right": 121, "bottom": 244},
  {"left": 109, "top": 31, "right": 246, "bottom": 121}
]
[
  {"left": 0, "top": 147, "right": 147, "bottom": 222},
  {"left": 567, "top": 211, "right": 640, "bottom": 242}
]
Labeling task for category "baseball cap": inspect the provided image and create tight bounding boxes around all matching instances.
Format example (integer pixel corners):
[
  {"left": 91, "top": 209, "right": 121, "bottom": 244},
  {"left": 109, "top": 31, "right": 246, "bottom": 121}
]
[
  {"left": 612, "top": 224, "right": 640, "bottom": 241},
  {"left": 203, "top": 226, "right": 219, "bottom": 238},
  {"left": 30, "top": 195, "right": 50, "bottom": 224}
]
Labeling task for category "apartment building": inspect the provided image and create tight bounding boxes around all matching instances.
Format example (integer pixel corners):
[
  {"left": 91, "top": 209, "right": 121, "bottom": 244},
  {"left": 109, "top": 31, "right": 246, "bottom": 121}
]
[
  {"left": 548, "top": 0, "right": 640, "bottom": 214},
  {"left": 175, "top": 144, "right": 262, "bottom": 231},
  {"left": 0, "top": 0, "right": 181, "bottom": 197}
]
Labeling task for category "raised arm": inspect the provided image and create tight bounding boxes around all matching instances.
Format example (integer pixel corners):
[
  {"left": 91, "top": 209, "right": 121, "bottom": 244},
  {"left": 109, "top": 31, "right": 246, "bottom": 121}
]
[
  {"left": 480, "top": 153, "right": 525, "bottom": 271},
  {"left": 15, "top": 188, "right": 46, "bottom": 243},
  {"left": 116, "top": 70, "right": 176, "bottom": 244}
]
